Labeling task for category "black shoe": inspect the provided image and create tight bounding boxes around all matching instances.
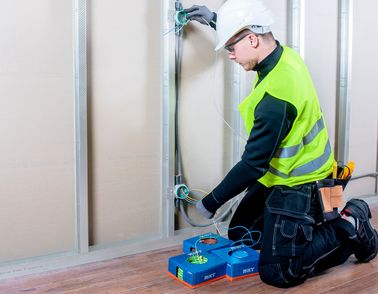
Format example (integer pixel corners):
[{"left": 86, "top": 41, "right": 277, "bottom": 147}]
[{"left": 341, "top": 199, "right": 378, "bottom": 262}]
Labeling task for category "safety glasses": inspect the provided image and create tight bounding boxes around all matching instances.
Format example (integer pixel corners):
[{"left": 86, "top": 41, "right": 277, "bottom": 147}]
[{"left": 224, "top": 33, "right": 251, "bottom": 53}]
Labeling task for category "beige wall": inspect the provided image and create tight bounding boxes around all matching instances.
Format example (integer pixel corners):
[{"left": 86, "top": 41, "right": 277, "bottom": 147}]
[
  {"left": 0, "top": 0, "right": 75, "bottom": 261},
  {"left": 304, "top": 0, "right": 338, "bottom": 147},
  {"left": 88, "top": 0, "right": 162, "bottom": 245},
  {"left": 347, "top": 0, "right": 378, "bottom": 197},
  {"left": 176, "top": 0, "right": 231, "bottom": 227}
]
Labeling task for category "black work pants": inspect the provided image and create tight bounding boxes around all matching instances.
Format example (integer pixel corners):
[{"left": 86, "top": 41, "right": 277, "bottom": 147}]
[{"left": 228, "top": 182, "right": 356, "bottom": 288}]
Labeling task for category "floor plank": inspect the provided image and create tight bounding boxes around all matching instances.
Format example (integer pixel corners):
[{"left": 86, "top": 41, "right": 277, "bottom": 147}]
[{"left": 0, "top": 203, "right": 377, "bottom": 294}]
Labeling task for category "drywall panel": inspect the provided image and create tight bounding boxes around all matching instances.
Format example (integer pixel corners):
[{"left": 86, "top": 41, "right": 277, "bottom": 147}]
[
  {"left": 88, "top": 1, "right": 161, "bottom": 245},
  {"left": 346, "top": 0, "right": 378, "bottom": 197},
  {"left": 266, "top": 0, "right": 288, "bottom": 43},
  {"left": 176, "top": 0, "right": 288, "bottom": 229},
  {"left": 304, "top": 0, "right": 338, "bottom": 148},
  {"left": 176, "top": 0, "right": 229, "bottom": 228},
  {"left": 0, "top": 0, "right": 75, "bottom": 261}
]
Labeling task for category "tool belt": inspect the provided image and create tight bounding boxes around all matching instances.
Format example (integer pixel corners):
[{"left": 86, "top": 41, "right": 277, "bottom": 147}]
[{"left": 316, "top": 177, "right": 350, "bottom": 222}]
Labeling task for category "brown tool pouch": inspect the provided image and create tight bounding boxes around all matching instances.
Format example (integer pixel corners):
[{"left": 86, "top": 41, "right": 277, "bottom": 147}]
[{"left": 316, "top": 177, "right": 350, "bottom": 222}]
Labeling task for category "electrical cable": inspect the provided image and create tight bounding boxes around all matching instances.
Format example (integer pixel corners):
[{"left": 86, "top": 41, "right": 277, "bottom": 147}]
[
  {"left": 212, "top": 218, "right": 221, "bottom": 235},
  {"left": 165, "top": 16, "right": 246, "bottom": 139},
  {"left": 190, "top": 188, "right": 209, "bottom": 195},
  {"left": 227, "top": 226, "right": 262, "bottom": 248},
  {"left": 175, "top": 17, "right": 243, "bottom": 227},
  {"left": 230, "top": 231, "right": 261, "bottom": 248},
  {"left": 199, "top": 17, "right": 248, "bottom": 141},
  {"left": 179, "top": 199, "right": 238, "bottom": 227},
  {"left": 191, "top": 227, "right": 261, "bottom": 260},
  {"left": 175, "top": 7, "right": 184, "bottom": 184},
  {"left": 163, "top": 23, "right": 187, "bottom": 37},
  {"left": 163, "top": 14, "right": 264, "bottom": 249},
  {"left": 164, "top": 5, "right": 244, "bottom": 228}
]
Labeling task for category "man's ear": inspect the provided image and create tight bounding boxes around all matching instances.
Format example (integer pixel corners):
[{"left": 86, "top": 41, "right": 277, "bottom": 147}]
[{"left": 248, "top": 34, "right": 258, "bottom": 48}]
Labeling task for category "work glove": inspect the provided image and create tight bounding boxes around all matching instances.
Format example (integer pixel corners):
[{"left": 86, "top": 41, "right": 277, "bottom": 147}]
[
  {"left": 196, "top": 199, "right": 215, "bottom": 219},
  {"left": 184, "top": 5, "right": 216, "bottom": 27}
]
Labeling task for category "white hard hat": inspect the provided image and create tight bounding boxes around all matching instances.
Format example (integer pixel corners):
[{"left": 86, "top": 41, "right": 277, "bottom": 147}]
[{"left": 215, "top": 0, "right": 274, "bottom": 51}]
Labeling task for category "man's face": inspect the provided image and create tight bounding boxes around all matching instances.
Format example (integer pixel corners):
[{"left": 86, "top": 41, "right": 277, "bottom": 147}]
[{"left": 224, "top": 31, "right": 259, "bottom": 71}]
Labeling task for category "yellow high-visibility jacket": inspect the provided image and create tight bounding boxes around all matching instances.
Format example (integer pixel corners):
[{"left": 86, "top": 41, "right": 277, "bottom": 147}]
[{"left": 238, "top": 46, "right": 334, "bottom": 187}]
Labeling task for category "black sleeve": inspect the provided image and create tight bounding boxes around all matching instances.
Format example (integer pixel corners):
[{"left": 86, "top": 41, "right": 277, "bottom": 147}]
[{"left": 202, "top": 93, "right": 297, "bottom": 213}]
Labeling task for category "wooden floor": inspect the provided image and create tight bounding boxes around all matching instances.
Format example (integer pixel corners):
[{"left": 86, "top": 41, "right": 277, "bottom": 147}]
[{"left": 1, "top": 204, "right": 377, "bottom": 294}]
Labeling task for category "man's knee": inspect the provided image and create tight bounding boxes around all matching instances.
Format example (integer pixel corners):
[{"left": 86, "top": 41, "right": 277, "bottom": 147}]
[{"left": 259, "top": 262, "right": 306, "bottom": 288}]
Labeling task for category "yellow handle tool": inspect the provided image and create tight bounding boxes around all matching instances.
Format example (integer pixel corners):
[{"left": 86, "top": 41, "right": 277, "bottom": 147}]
[
  {"left": 333, "top": 161, "right": 338, "bottom": 178},
  {"left": 340, "top": 160, "right": 355, "bottom": 179}
]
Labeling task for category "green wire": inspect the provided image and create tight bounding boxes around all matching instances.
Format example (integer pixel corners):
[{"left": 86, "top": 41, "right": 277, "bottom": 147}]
[
  {"left": 188, "top": 255, "right": 208, "bottom": 264},
  {"left": 175, "top": 10, "right": 189, "bottom": 26}
]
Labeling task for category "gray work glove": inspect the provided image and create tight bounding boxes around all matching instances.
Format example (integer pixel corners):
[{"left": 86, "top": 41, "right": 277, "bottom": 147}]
[
  {"left": 196, "top": 200, "right": 215, "bottom": 219},
  {"left": 184, "top": 5, "right": 216, "bottom": 26}
]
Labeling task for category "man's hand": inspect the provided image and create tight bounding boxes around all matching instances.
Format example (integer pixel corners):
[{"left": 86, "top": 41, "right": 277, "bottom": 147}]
[
  {"left": 196, "top": 200, "right": 215, "bottom": 219},
  {"left": 184, "top": 5, "right": 215, "bottom": 26}
]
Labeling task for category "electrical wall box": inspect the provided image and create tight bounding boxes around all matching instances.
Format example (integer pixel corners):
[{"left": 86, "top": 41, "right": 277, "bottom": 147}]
[
  {"left": 167, "top": 252, "right": 226, "bottom": 288},
  {"left": 182, "top": 233, "right": 232, "bottom": 254},
  {"left": 211, "top": 245, "right": 259, "bottom": 281}
]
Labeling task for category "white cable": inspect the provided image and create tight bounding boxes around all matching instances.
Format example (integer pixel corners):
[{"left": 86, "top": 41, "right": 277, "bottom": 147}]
[
  {"left": 212, "top": 218, "right": 221, "bottom": 235},
  {"left": 200, "top": 17, "right": 248, "bottom": 141},
  {"left": 163, "top": 26, "right": 176, "bottom": 36},
  {"left": 163, "top": 24, "right": 186, "bottom": 37},
  {"left": 166, "top": 16, "right": 247, "bottom": 140}
]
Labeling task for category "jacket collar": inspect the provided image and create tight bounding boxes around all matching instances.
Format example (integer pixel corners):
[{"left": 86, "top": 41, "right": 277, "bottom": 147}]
[{"left": 254, "top": 40, "right": 283, "bottom": 84}]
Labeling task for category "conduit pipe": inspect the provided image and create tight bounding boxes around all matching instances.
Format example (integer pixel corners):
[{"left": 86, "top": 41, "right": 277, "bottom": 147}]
[{"left": 173, "top": 1, "right": 234, "bottom": 227}]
